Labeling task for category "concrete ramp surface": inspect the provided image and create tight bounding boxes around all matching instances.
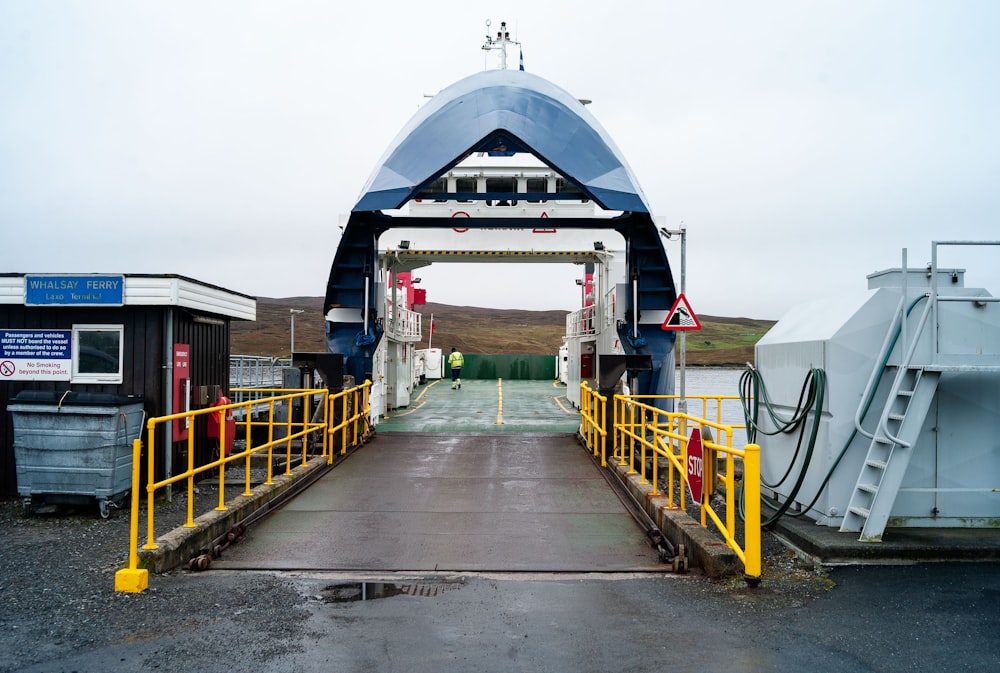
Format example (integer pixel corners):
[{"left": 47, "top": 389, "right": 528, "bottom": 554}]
[{"left": 215, "top": 433, "right": 664, "bottom": 572}]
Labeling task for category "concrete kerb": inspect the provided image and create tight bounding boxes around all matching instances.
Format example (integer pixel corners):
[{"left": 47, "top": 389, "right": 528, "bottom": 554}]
[
  {"left": 137, "top": 458, "right": 329, "bottom": 574},
  {"left": 611, "top": 462, "right": 740, "bottom": 578}
]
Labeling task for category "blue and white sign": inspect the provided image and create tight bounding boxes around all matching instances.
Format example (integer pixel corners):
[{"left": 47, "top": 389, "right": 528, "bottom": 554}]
[
  {"left": 25, "top": 274, "right": 124, "bottom": 306},
  {"left": 0, "top": 329, "right": 72, "bottom": 381}
]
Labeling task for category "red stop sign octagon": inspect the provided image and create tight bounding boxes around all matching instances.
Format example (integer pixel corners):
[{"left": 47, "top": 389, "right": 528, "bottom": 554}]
[{"left": 686, "top": 427, "right": 705, "bottom": 504}]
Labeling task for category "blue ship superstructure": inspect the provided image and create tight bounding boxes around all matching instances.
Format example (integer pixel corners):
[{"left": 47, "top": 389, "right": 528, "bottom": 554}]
[{"left": 323, "top": 66, "right": 676, "bottom": 404}]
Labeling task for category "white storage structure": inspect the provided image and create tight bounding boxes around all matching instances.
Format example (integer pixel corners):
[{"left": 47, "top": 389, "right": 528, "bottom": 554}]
[{"left": 754, "top": 243, "right": 1000, "bottom": 540}]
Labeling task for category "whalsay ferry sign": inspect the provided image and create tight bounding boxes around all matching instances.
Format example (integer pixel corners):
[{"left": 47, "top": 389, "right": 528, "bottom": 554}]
[{"left": 25, "top": 274, "right": 124, "bottom": 306}]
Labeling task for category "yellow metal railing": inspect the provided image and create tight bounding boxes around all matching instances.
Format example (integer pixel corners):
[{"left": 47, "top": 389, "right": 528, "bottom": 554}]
[
  {"left": 579, "top": 382, "right": 608, "bottom": 466},
  {"left": 576, "top": 386, "right": 760, "bottom": 580},
  {"left": 114, "top": 381, "right": 372, "bottom": 593},
  {"left": 611, "top": 393, "right": 760, "bottom": 580}
]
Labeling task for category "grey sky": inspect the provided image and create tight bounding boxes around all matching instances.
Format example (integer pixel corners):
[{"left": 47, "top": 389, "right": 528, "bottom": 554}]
[{"left": 2, "top": 1, "right": 998, "bottom": 319}]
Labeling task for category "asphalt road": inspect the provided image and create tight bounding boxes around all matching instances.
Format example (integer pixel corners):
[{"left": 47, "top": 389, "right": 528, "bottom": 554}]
[{"left": 10, "top": 562, "right": 999, "bottom": 673}]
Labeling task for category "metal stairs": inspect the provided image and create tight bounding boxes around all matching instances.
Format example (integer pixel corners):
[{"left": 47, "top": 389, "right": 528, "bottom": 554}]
[
  {"left": 616, "top": 223, "right": 675, "bottom": 316},
  {"left": 840, "top": 365, "right": 941, "bottom": 541}
]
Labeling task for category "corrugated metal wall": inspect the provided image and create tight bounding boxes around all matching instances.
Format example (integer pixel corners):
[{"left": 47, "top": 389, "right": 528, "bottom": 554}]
[{"left": 170, "top": 315, "right": 231, "bottom": 471}]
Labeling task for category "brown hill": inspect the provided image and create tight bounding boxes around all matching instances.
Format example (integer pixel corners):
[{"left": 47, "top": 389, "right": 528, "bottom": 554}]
[{"left": 231, "top": 297, "right": 774, "bottom": 366}]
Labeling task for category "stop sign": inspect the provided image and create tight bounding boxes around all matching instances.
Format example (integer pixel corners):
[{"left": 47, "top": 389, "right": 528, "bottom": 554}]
[{"left": 686, "top": 427, "right": 704, "bottom": 504}]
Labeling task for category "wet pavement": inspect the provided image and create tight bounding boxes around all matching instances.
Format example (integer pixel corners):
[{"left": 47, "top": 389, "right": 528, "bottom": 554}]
[
  {"left": 15, "top": 565, "right": 1000, "bottom": 673},
  {"left": 214, "top": 431, "right": 664, "bottom": 572}
]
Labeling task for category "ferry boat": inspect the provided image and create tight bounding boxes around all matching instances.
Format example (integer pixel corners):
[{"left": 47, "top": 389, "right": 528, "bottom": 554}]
[{"left": 323, "top": 22, "right": 678, "bottom": 424}]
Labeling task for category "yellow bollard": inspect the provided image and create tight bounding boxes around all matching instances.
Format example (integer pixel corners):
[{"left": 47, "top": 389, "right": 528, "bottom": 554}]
[
  {"left": 114, "top": 438, "right": 149, "bottom": 593},
  {"left": 743, "top": 443, "right": 762, "bottom": 580}
]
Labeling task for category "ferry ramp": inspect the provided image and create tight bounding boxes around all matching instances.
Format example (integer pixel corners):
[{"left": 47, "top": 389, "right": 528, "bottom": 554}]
[{"left": 213, "top": 380, "right": 665, "bottom": 573}]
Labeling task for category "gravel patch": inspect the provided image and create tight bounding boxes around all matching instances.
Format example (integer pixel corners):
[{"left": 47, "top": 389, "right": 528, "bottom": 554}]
[{"left": 0, "top": 473, "right": 312, "bottom": 673}]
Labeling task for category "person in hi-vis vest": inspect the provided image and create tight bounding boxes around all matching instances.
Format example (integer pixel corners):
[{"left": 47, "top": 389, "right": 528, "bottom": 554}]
[{"left": 448, "top": 347, "right": 464, "bottom": 389}]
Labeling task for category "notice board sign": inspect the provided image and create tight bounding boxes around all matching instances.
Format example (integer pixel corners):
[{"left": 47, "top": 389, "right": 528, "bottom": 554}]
[
  {"left": 172, "top": 344, "right": 191, "bottom": 440},
  {"left": 0, "top": 329, "right": 72, "bottom": 381},
  {"left": 25, "top": 274, "right": 125, "bottom": 306}
]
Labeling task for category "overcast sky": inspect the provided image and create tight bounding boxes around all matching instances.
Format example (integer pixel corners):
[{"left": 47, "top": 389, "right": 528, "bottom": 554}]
[{"left": 2, "top": 1, "right": 998, "bottom": 320}]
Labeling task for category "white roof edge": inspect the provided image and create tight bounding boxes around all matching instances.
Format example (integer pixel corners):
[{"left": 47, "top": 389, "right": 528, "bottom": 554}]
[{"left": 0, "top": 274, "right": 256, "bottom": 321}]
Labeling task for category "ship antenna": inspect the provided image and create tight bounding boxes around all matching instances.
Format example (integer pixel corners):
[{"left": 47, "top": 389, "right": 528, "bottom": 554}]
[{"left": 482, "top": 19, "right": 520, "bottom": 70}]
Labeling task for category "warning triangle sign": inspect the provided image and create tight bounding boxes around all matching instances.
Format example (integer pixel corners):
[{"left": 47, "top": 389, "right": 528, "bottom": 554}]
[{"left": 662, "top": 294, "right": 702, "bottom": 331}]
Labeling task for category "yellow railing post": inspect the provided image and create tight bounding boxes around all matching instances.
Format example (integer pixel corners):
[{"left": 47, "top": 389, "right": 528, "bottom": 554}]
[
  {"left": 114, "top": 438, "right": 148, "bottom": 593},
  {"left": 743, "top": 443, "right": 762, "bottom": 580},
  {"left": 184, "top": 428, "right": 196, "bottom": 527},
  {"left": 144, "top": 422, "right": 158, "bottom": 550},
  {"left": 341, "top": 390, "right": 349, "bottom": 455},
  {"left": 216, "top": 406, "right": 227, "bottom": 511},
  {"left": 266, "top": 398, "right": 275, "bottom": 484}
]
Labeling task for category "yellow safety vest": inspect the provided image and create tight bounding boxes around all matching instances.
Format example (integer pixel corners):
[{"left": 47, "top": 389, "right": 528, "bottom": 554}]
[{"left": 449, "top": 351, "right": 464, "bottom": 368}]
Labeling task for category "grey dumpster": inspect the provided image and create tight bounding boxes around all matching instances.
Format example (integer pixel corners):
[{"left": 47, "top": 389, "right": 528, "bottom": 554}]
[{"left": 8, "top": 390, "right": 145, "bottom": 517}]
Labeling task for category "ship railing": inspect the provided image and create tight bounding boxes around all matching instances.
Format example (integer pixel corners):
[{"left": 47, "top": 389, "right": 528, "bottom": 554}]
[
  {"left": 566, "top": 304, "right": 597, "bottom": 338},
  {"left": 385, "top": 304, "right": 422, "bottom": 341}
]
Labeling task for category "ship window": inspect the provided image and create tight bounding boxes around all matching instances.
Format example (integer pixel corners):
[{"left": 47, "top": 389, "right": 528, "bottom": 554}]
[
  {"left": 416, "top": 178, "right": 447, "bottom": 202},
  {"left": 556, "top": 178, "right": 589, "bottom": 203},
  {"left": 455, "top": 177, "right": 476, "bottom": 203},
  {"left": 485, "top": 177, "right": 517, "bottom": 207},
  {"left": 525, "top": 177, "right": 548, "bottom": 203}
]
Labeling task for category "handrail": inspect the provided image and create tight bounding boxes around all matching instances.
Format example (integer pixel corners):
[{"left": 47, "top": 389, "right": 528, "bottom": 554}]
[
  {"left": 566, "top": 304, "right": 597, "bottom": 338},
  {"left": 384, "top": 296, "right": 422, "bottom": 340},
  {"left": 229, "top": 355, "right": 290, "bottom": 389},
  {"left": 579, "top": 381, "right": 607, "bottom": 465},
  {"left": 607, "top": 392, "right": 760, "bottom": 581},
  {"left": 114, "top": 380, "right": 373, "bottom": 594},
  {"left": 878, "top": 298, "right": 934, "bottom": 449},
  {"left": 853, "top": 293, "right": 908, "bottom": 441}
]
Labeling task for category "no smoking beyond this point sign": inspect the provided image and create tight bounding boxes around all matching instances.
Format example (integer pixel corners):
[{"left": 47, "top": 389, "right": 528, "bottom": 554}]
[{"left": 0, "top": 329, "right": 72, "bottom": 381}]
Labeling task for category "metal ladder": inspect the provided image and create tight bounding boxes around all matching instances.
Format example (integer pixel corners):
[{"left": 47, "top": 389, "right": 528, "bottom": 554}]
[{"left": 840, "top": 364, "right": 940, "bottom": 540}]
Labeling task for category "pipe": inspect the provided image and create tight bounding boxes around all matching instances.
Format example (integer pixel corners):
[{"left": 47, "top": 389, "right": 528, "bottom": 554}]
[
  {"left": 363, "top": 275, "right": 370, "bottom": 336},
  {"left": 164, "top": 307, "right": 174, "bottom": 502},
  {"left": 632, "top": 275, "right": 638, "bottom": 340}
]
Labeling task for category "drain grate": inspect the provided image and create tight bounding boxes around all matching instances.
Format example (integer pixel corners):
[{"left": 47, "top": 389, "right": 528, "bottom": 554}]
[
  {"left": 399, "top": 583, "right": 453, "bottom": 597},
  {"left": 320, "top": 580, "right": 463, "bottom": 603}
]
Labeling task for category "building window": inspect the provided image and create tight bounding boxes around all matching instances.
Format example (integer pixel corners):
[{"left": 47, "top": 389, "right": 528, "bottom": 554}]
[{"left": 72, "top": 324, "right": 124, "bottom": 384}]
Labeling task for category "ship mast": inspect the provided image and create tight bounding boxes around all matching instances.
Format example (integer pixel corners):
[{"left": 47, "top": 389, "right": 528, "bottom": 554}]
[{"left": 482, "top": 19, "right": 521, "bottom": 70}]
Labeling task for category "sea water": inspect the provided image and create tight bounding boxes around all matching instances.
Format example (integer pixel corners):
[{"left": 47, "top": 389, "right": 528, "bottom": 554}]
[{"left": 675, "top": 366, "right": 749, "bottom": 446}]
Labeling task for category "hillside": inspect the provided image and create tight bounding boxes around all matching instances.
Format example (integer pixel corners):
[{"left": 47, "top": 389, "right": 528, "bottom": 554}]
[{"left": 231, "top": 297, "right": 774, "bottom": 366}]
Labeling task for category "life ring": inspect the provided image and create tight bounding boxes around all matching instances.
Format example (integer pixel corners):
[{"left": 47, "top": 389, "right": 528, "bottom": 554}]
[{"left": 452, "top": 210, "right": 470, "bottom": 232}]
